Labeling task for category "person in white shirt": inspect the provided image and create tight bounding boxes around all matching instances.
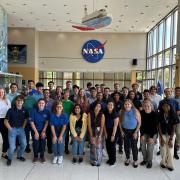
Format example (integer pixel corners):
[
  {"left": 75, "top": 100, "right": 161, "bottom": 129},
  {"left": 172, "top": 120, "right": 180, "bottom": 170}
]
[{"left": 0, "top": 87, "right": 11, "bottom": 159}]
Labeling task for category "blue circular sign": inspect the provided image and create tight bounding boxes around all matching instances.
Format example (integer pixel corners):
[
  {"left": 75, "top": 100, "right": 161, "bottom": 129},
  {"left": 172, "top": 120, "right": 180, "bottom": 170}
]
[{"left": 82, "top": 40, "right": 105, "bottom": 63}]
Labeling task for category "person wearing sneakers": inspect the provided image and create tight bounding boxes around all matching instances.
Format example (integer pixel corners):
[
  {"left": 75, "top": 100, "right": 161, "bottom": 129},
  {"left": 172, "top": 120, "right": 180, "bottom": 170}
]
[
  {"left": 119, "top": 99, "right": 141, "bottom": 168},
  {"left": 4, "top": 95, "right": 28, "bottom": 166},
  {"left": 70, "top": 104, "right": 87, "bottom": 164},
  {"left": 30, "top": 98, "right": 50, "bottom": 163},
  {"left": 50, "top": 101, "right": 68, "bottom": 165},
  {"left": 140, "top": 100, "right": 158, "bottom": 168}
]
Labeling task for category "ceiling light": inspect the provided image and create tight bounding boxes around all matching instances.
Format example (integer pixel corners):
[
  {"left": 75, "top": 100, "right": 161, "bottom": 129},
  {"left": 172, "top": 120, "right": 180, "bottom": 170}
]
[
  {"left": 12, "top": 12, "right": 16, "bottom": 14},
  {"left": 124, "top": 5, "right": 128, "bottom": 8},
  {"left": 145, "top": 5, "right": 149, "bottom": 8},
  {"left": 30, "top": 12, "right": 33, "bottom": 14},
  {"left": 105, "top": 5, "right": 108, "bottom": 8},
  {"left": 158, "top": 13, "right": 161, "bottom": 16},
  {"left": 36, "top": 18, "right": 39, "bottom": 20},
  {"left": 152, "top": 20, "right": 155, "bottom": 23},
  {"left": 131, "top": 26, "right": 134, "bottom": 28},
  {"left": 140, "top": 12, "right": 144, "bottom": 15},
  {"left": 119, "top": 20, "right": 122, "bottom": 23},
  {"left": 52, "top": 19, "right": 56, "bottom": 21},
  {"left": 42, "top": 4, "right": 47, "bottom": 6},
  {"left": 20, "top": 19, "right": 23, "bottom": 21},
  {"left": 135, "top": 20, "right": 138, "bottom": 23},
  {"left": 66, "top": 13, "right": 70, "bottom": 15},
  {"left": 22, "top": 3, "right": 27, "bottom": 6},
  {"left": 48, "top": 12, "right": 52, "bottom": 15},
  {"left": 64, "top": 5, "right": 67, "bottom": 7}
]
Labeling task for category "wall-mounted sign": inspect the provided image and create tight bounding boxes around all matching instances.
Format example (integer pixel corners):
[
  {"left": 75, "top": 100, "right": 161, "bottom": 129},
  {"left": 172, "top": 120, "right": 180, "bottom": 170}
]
[{"left": 82, "top": 40, "right": 106, "bottom": 63}]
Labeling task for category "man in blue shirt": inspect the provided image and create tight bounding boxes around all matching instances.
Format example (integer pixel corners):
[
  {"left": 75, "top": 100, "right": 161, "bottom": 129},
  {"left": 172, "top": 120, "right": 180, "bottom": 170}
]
[
  {"left": 32, "top": 82, "right": 44, "bottom": 102},
  {"left": 4, "top": 95, "right": 29, "bottom": 166}
]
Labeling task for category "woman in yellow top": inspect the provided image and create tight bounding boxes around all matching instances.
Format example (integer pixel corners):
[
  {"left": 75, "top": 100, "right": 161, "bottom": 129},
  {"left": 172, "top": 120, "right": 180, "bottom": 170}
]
[{"left": 70, "top": 104, "right": 87, "bottom": 164}]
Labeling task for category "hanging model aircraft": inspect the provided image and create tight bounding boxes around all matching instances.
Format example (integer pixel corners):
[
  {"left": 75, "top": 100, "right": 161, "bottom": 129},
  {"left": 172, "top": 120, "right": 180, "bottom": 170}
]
[{"left": 68, "top": 6, "right": 112, "bottom": 31}]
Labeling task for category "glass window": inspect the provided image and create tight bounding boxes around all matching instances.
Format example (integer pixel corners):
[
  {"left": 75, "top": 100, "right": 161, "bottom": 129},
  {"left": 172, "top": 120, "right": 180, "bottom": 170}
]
[
  {"left": 172, "top": 65, "right": 176, "bottom": 88},
  {"left": 165, "top": 15, "right": 171, "bottom": 49},
  {"left": 173, "top": 10, "right": 178, "bottom": 45},
  {"left": 164, "top": 68, "right": 170, "bottom": 88},
  {"left": 165, "top": 50, "right": 170, "bottom": 66},
  {"left": 153, "top": 28, "right": 157, "bottom": 55},
  {"left": 172, "top": 48, "right": 176, "bottom": 64},
  {"left": 152, "top": 57, "right": 156, "bottom": 69},
  {"left": 158, "top": 22, "right": 164, "bottom": 52},
  {"left": 158, "top": 53, "right": 163, "bottom": 67},
  {"left": 157, "top": 69, "right": 163, "bottom": 84}
]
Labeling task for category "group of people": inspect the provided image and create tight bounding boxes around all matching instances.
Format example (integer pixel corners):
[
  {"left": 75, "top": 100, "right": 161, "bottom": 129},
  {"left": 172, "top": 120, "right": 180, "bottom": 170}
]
[{"left": 0, "top": 80, "right": 180, "bottom": 171}]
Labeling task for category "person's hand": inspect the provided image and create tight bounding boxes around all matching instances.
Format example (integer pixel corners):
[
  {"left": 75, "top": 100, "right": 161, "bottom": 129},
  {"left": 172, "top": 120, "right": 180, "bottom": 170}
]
[
  {"left": 168, "top": 139, "right": 173, "bottom": 148},
  {"left": 148, "top": 138, "right": 154, "bottom": 144},
  {"left": 41, "top": 131, "right": 46, "bottom": 139},
  {"left": 78, "top": 137, "right": 82, "bottom": 142},
  {"left": 58, "top": 136, "right": 63, "bottom": 143},
  {"left": 140, "top": 136, "right": 144, "bottom": 144},
  {"left": 53, "top": 136, "right": 57, "bottom": 144},
  {"left": 133, "top": 132, "right": 138, "bottom": 140},
  {"left": 35, "top": 132, "right": 39, "bottom": 140},
  {"left": 111, "top": 135, "right": 115, "bottom": 142},
  {"left": 160, "top": 138, "right": 165, "bottom": 147},
  {"left": 90, "top": 137, "right": 95, "bottom": 144}
]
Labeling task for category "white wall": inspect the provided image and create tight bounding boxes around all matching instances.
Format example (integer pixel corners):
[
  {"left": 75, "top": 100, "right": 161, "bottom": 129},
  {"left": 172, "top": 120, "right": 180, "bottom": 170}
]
[{"left": 39, "top": 32, "right": 147, "bottom": 72}]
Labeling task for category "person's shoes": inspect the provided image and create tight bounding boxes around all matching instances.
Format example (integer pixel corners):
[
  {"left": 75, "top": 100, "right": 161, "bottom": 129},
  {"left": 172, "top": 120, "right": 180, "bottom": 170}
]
[
  {"left": 146, "top": 162, "right": 152, "bottom": 169},
  {"left": 174, "top": 154, "right": 179, "bottom": 160},
  {"left": 25, "top": 147, "right": 31, "bottom": 153},
  {"left": 1, "top": 154, "right": 8, "bottom": 160},
  {"left": 140, "top": 161, "right": 146, "bottom": 166},
  {"left": 58, "top": 156, "right": 63, "bottom": 164},
  {"left": 17, "top": 156, "right": 26, "bottom": 162},
  {"left": 7, "top": 159, "right": 12, "bottom": 166},
  {"left": 65, "top": 149, "right": 70, "bottom": 154},
  {"left": 157, "top": 151, "right": 160, "bottom": 155},
  {"left": 133, "top": 161, "right": 138, "bottom": 168},
  {"left": 167, "top": 167, "right": 174, "bottom": 171},
  {"left": 106, "top": 160, "right": 110, "bottom": 164},
  {"left": 48, "top": 149, "right": 52, "bottom": 154},
  {"left": 124, "top": 159, "right": 130, "bottom": 166},
  {"left": 72, "top": 158, "right": 77, "bottom": 164},
  {"left": 52, "top": 156, "right": 58, "bottom": 164},
  {"left": 138, "top": 147, "right": 142, "bottom": 152},
  {"left": 119, "top": 149, "right": 123, "bottom": 154},
  {"left": 33, "top": 157, "right": 38, "bottom": 163},
  {"left": 160, "top": 164, "right": 166, "bottom": 168},
  {"left": 109, "top": 162, "right": 115, "bottom": 166},
  {"left": 91, "top": 163, "right": 95, "bottom": 166},
  {"left": 79, "top": 157, "right": 83, "bottom": 163},
  {"left": 40, "top": 157, "right": 46, "bottom": 164}
]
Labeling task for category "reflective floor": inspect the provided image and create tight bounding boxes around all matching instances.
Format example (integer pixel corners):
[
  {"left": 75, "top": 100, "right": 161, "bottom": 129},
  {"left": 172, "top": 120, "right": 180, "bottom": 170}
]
[{"left": 0, "top": 139, "right": 180, "bottom": 180}]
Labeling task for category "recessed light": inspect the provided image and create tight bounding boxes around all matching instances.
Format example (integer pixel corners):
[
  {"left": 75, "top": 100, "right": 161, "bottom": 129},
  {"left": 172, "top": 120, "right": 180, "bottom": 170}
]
[
  {"left": 166, "top": 5, "right": 170, "bottom": 8},
  {"left": 5, "top": 3, "right": 10, "bottom": 6},
  {"left": 119, "top": 20, "right": 122, "bottom": 23},
  {"left": 48, "top": 12, "right": 52, "bottom": 15},
  {"left": 12, "top": 12, "right": 16, "bottom": 14},
  {"left": 36, "top": 18, "right": 39, "bottom": 21},
  {"left": 131, "top": 26, "right": 134, "bottom": 28},
  {"left": 145, "top": 5, "right": 149, "bottom": 8},
  {"left": 147, "top": 26, "right": 149, "bottom": 28},
  {"left": 52, "top": 19, "right": 56, "bottom": 21},
  {"left": 42, "top": 4, "right": 47, "bottom": 6},
  {"left": 64, "top": 5, "right": 67, "bottom": 7},
  {"left": 105, "top": 5, "right": 108, "bottom": 8},
  {"left": 66, "top": 12, "right": 70, "bottom": 15},
  {"left": 140, "top": 12, "right": 144, "bottom": 15},
  {"left": 22, "top": 3, "right": 27, "bottom": 6},
  {"left": 135, "top": 20, "right": 138, "bottom": 23},
  {"left": 152, "top": 20, "right": 155, "bottom": 23},
  {"left": 20, "top": 19, "right": 23, "bottom": 21},
  {"left": 120, "top": 14, "right": 124, "bottom": 17},
  {"left": 30, "top": 12, "right": 33, "bottom": 14},
  {"left": 11, "top": 24, "right": 15, "bottom": 26},
  {"left": 124, "top": 5, "right": 128, "bottom": 8}
]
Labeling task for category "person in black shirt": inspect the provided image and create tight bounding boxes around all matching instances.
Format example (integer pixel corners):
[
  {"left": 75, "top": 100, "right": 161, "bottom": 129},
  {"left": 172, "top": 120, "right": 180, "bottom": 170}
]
[
  {"left": 140, "top": 100, "right": 158, "bottom": 168},
  {"left": 128, "top": 90, "right": 142, "bottom": 111},
  {"left": 158, "top": 101, "right": 179, "bottom": 171},
  {"left": 132, "top": 83, "right": 143, "bottom": 101},
  {"left": 4, "top": 95, "right": 29, "bottom": 166}
]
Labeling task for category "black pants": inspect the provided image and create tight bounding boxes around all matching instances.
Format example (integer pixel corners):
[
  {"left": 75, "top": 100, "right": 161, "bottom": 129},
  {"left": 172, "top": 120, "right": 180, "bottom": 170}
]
[
  {"left": 0, "top": 118, "right": 9, "bottom": 153},
  {"left": 106, "top": 128, "right": 116, "bottom": 164},
  {"left": 25, "top": 122, "right": 31, "bottom": 149},
  {"left": 123, "top": 128, "right": 138, "bottom": 161},
  {"left": 116, "top": 127, "right": 123, "bottom": 150},
  {"left": 32, "top": 131, "right": 46, "bottom": 158},
  {"left": 46, "top": 125, "right": 52, "bottom": 152},
  {"left": 65, "top": 123, "right": 70, "bottom": 151}
]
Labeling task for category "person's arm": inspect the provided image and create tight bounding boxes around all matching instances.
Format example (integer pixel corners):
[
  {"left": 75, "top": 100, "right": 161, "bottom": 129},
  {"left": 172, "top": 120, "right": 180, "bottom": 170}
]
[
  {"left": 87, "top": 113, "right": 93, "bottom": 137},
  {"left": 99, "top": 114, "right": 105, "bottom": 137},
  {"left": 58, "top": 125, "right": 66, "bottom": 143},
  {"left": 79, "top": 113, "right": 87, "bottom": 140},
  {"left": 158, "top": 121, "right": 165, "bottom": 146},
  {"left": 31, "top": 121, "right": 39, "bottom": 140},
  {"left": 51, "top": 125, "right": 57, "bottom": 143},
  {"left": 133, "top": 110, "right": 141, "bottom": 139},
  {"left": 41, "top": 120, "right": 48, "bottom": 139},
  {"left": 70, "top": 115, "right": 78, "bottom": 138},
  {"left": 111, "top": 117, "right": 119, "bottom": 142},
  {"left": 4, "top": 119, "right": 12, "bottom": 131}
]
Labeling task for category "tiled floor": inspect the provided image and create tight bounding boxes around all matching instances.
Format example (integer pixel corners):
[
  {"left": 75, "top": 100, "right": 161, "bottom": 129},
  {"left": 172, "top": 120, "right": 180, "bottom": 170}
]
[{"left": 0, "top": 139, "right": 180, "bottom": 180}]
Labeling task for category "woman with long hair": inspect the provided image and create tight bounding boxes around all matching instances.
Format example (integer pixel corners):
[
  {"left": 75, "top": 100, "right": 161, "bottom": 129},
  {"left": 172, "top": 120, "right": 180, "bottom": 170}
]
[
  {"left": 50, "top": 101, "right": 68, "bottom": 164},
  {"left": 0, "top": 87, "right": 11, "bottom": 159},
  {"left": 158, "top": 101, "right": 179, "bottom": 171},
  {"left": 76, "top": 88, "right": 89, "bottom": 113},
  {"left": 119, "top": 99, "right": 141, "bottom": 168},
  {"left": 70, "top": 104, "right": 87, "bottom": 164},
  {"left": 104, "top": 100, "right": 119, "bottom": 166},
  {"left": 88, "top": 102, "right": 105, "bottom": 166}
]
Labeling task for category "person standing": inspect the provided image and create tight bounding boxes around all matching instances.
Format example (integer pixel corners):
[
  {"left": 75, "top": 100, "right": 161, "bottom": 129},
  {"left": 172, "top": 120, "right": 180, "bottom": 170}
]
[
  {"left": 70, "top": 104, "right": 87, "bottom": 164},
  {"left": 104, "top": 101, "right": 119, "bottom": 166},
  {"left": 6, "top": 83, "right": 20, "bottom": 103},
  {"left": 140, "top": 100, "right": 158, "bottom": 168},
  {"left": 50, "top": 101, "right": 68, "bottom": 164},
  {"left": 119, "top": 99, "right": 141, "bottom": 168},
  {"left": 0, "top": 87, "right": 11, "bottom": 159},
  {"left": 4, "top": 95, "right": 28, "bottom": 166},
  {"left": 30, "top": 99, "right": 50, "bottom": 163},
  {"left": 88, "top": 102, "right": 105, "bottom": 166}
]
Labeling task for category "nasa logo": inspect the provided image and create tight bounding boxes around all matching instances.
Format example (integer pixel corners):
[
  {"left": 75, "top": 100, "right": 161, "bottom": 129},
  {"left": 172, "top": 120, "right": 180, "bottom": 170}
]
[{"left": 82, "top": 40, "right": 106, "bottom": 63}]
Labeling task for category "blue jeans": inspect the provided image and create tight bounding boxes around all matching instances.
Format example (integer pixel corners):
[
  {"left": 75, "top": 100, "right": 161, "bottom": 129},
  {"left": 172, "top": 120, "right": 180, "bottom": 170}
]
[
  {"left": 72, "top": 137, "right": 85, "bottom": 157},
  {"left": 8, "top": 128, "right": 27, "bottom": 160},
  {"left": 52, "top": 140, "right": 64, "bottom": 156}
]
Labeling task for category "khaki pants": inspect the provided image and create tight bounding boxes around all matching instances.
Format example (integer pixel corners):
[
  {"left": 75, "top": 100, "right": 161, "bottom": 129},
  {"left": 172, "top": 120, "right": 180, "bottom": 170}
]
[
  {"left": 160, "top": 135, "right": 175, "bottom": 169},
  {"left": 175, "top": 123, "right": 180, "bottom": 147}
]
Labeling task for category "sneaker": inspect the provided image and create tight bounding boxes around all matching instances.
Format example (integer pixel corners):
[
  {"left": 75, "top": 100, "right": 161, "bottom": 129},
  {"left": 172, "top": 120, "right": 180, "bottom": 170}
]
[
  {"left": 25, "top": 147, "right": 31, "bottom": 153},
  {"left": 160, "top": 164, "right": 166, "bottom": 168},
  {"left": 58, "top": 156, "right": 63, "bottom": 164},
  {"left": 109, "top": 162, "right": 115, "bottom": 166},
  {"left": 33, "top": 157, "right": 38, "bottom": 163},
  {"left": 17, "top": 156, "right": 26, "bottom": 162},
  {"left": 79, "top": 158, "right": 83, "bottom": 163},
  {"left": 146, "top": 162, "right": 152, "bottom": 169},
  {"left": 106, "top": 160, "right": 110, "bottom": 164},
  {"left": 124, "top": 159, "right": 130, "bottom": 166},
  {"left": 48, "top": 149, "right": 52, "bottom": 154},
  {"left": 52, "top": 156, "right": 58, "bottom": 164},
  {"left": 140, "top": 161, "right": 146, "bottom": 166},
  {"left": 138, "top": 147, "right": 142, "bottom": 152},
  {"left": 157, "top": 151, "right": 160, "bottom": 156},
  {"left": 167, "top": 167, "right": 174, "bottom": 171},
  {"left": 119, "top": 149, "right": 123, "bottom": 154},
  {"left": 133, "top": 161, "right": 138, "bottom": 168},
  {"left": 72, "top": 158, "right": 77, "bottom": 164},
  {"left": 7, "top": 159, "right": 12, "bottom": 166},
  {"left": 40, "top": 157, "right": 46, "bottom": 164},
  {"left": 174, "top": 154, "right": 179, "bottom": 160},
  {"left": 1, "top": 154, "right": 8, "bottom": 160}
]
